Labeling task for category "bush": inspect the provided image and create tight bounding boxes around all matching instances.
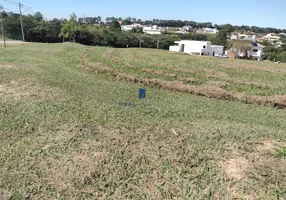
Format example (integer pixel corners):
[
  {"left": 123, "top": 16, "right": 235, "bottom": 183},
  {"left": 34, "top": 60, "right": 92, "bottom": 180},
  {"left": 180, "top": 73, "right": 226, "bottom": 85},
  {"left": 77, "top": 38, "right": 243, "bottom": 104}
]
[{"left": 277, "top": 52, "right": 286, "bottom": 62}]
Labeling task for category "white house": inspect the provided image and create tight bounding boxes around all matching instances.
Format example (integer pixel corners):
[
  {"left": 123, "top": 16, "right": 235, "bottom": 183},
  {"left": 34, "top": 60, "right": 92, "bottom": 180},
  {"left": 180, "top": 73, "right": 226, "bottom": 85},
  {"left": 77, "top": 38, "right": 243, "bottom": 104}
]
[
  {"left": 228, "top": 42, "right": 265, "bottom": 61},
  {"left": 121, "top": 24, "right": 143, "bottom": 31},
  {"left": 181, "top": 26, "right": 193, "bottom": 31},
  {"left": 234, "top": 34, "right": 257, "bottom": 40},
  {"left": 231, "top": 35, "right": 238, "bottom": 40},
  {"left": 121, "top": 25, "right": 134, "bottom": 31},
  {"left": 143, "top": 25, "right": 163, "bottom": 35},
  {"left": 263, "top": 33, "right": 281, "bottom": 42},
  {"left": 202, "top": 28, "right": 219, "bottom": 34},
  {"left": 249, "top": 42, "right": 265, "bottom": 61},
  {"left": 169, "top": 40, "right": 224, "bottom": 56}
]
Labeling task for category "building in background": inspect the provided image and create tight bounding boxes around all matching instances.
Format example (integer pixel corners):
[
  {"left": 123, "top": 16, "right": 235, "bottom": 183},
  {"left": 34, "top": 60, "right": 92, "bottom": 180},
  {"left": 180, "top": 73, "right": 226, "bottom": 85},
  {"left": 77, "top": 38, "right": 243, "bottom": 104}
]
[
  {"left": 226, "top": 42, "right": 265, "bottom": 61},
  {"left": 169, "top": 40, "right": 224, "bottom": 56},
  {"left": 143, "top": 25, "right": 164, "bottom": 35},
  {"left": 121, "top": 23, "right": 143, "bottom": 31}
]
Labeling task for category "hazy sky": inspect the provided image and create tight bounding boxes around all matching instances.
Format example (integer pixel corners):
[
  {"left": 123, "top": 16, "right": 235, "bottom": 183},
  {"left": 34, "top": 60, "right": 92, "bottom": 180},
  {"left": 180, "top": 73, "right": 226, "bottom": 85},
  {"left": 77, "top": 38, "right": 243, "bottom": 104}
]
[{"left": 2, "top": 0, "right": 286, "bottom": 29}]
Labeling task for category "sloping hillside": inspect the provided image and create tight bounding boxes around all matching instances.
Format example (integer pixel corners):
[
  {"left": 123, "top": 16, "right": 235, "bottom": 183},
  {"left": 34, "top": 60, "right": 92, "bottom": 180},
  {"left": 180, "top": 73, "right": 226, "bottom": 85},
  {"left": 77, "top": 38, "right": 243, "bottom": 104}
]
[{"left": 0, "top": 43, "right": 285, "bottom": 199}]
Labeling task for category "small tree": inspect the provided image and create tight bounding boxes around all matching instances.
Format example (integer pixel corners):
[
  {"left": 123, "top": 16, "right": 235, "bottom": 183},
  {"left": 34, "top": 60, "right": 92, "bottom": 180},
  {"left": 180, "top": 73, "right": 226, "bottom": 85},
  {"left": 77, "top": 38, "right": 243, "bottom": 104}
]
[
  {"left": 231, "top": 40, "right": 252, "bottom": 58},
  {"left": 59, "top": 13, "right": 81, "bottom": 42}
]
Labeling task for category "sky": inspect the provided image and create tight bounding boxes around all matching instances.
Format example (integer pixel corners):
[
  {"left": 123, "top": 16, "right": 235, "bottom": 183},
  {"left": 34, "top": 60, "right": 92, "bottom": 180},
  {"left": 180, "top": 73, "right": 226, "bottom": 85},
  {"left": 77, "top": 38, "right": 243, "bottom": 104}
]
[{"left": 1, "top": 0, "right": 286, "bottom": 29}]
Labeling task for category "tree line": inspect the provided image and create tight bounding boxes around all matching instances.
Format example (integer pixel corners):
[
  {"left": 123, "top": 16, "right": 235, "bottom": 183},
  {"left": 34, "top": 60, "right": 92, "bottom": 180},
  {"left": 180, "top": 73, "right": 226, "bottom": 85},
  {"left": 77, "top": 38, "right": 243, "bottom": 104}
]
[
  {"left": 0, "top": 11, "right": 209, "bottom": 49},
  {"left": 82, "top": 16, "right": 286, "bottom": 34},
  {"left": 1, "top": 11, "right": 286, "bottom": 62}
]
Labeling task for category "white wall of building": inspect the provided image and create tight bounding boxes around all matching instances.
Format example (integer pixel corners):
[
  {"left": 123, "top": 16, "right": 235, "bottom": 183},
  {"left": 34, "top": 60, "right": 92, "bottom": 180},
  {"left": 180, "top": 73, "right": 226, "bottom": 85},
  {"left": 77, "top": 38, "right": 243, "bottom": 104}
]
[
  {"left": 182, "top": 41, "right": 210, "bottom": 54},
  {"left": 202, "top": 28, "right": 219, "bottom": 34},
  {"left": 169, "top": 46, "right": 180, "bottom": 52},
  {"left": 170, "top": 40, "right": 224, "bottom": 56},
  {"left": 143, "top": 26, "right": 162, "bottom": 35},
  {"left": 250, "top": 47, "right": 264, "bottom": 61},
  {"left": 144, "top": 31, "right": 162, "bottom": 35},
  {"left": 121, "top": 25, "right": 134, "bottom": 31},
  {"left": 209, "top": 46, "right": 224, "bottom": 55}
]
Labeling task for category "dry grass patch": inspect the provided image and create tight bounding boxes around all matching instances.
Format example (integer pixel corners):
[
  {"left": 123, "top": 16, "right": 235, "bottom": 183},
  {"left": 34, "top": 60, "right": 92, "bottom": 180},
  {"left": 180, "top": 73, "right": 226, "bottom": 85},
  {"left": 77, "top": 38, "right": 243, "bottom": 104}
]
[
  {"left": 207, "top": 81, "right": 228, "bottom": 87},
  {"left": 143, "top": 68, "right": 177, "bottom": 78},
  {"left": 202, "top": 68, "right": 230, "bottom": 80},
  {"left": 0, "top": 64, "right": 14, "bottom": 69},
  {"left": 170, "top": 67, "right": 195, "bottom": 74},
  {"left": 78, "top": 51, "right": 286, "bottom": 109},
  {"left": 180, "top": 77, "right": 198, "bottom": 84},
  {"left": 37, "top": 153, "right": 97, "bottom": 192},
  {"left": 0, "top": 192, "right": 10, "bottom": 200},
  {"left": 218, "top": 62, "right": 286, "bottom": 74},
  {"left": 0, "top": 79, "right": 62, "bottom": 102},
  {"left": 78, "top": 52, "right": 117, "bottom": 73},
  {"left": 257, "top": 140, "right": 280, "bottom": 152},
  {"left": 232, "top": 80, "right": 272, "bottom": 89},
  {"left": 220, "top": 139, "right": 286, "bottom": 199},
  {"left": 103, "top": 53, "right": 124, "bottom": 64}
]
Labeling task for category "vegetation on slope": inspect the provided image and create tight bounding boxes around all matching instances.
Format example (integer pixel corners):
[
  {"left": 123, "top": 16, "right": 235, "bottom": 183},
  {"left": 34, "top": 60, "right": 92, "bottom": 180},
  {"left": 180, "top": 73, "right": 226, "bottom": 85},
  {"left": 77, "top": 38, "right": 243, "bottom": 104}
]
[
  {"left": 0, "top": 43, "right": 285, "bottom": 199},
  {"left": 80, "top": 46, "right": 286, "bottom": 108}
]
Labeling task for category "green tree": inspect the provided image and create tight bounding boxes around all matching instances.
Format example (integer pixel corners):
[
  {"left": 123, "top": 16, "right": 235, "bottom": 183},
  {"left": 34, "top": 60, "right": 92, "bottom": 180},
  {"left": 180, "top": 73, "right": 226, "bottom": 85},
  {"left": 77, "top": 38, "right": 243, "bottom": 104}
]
[
  {"left": 110, "top": 20, "right": 121, "bottom": 31},
  {"left": 59, "top": 13, "right": 81, "bottom": 42},
  {"left": 33, "top": 12, "right": 43, "bottom": 22},
  {"left": 222, "top": 24, "right": 234, "bottom": 34},
  {"left": 262, "top": 45, "right": 283, "bottom": 61},
  {"left": 277, "top": 51, "right": 286, "bottom": 62},
  {"left": 212, "top": 29, "right": 228, "bottom": 47},
  {"left": 122, "top": 19, "right": 132, "bottom": 25}
]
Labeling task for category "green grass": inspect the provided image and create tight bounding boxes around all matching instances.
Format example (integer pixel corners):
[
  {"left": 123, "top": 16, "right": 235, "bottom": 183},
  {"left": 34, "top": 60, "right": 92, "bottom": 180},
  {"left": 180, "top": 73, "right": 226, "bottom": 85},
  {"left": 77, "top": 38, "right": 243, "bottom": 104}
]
[
  {"left": 0, "top": 43, "right": 286, "bottom": 199},
  {"left": 87, "top": 47, "right": 286, "bottom": 97},
  {"left": 271, "top": 146, "right": 286, "bottom": 158}
]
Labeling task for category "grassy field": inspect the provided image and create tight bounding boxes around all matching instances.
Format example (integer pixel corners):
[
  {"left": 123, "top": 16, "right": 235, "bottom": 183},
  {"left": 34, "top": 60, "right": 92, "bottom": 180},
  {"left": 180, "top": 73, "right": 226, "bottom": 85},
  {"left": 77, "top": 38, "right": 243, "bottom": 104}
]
[{"left": 0, "top": 43, "right": 286, "bottom": 199}]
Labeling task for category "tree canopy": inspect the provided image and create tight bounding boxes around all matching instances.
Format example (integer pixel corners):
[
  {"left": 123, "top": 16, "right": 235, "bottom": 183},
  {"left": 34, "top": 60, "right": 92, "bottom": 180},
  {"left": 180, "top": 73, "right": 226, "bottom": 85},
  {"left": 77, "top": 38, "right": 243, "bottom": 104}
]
[
  {"left": 1, "top": 11, "right": 285, "bottom": 62},
  {"left": 109, "top": 20, "right": 121, "bottom": 31}
]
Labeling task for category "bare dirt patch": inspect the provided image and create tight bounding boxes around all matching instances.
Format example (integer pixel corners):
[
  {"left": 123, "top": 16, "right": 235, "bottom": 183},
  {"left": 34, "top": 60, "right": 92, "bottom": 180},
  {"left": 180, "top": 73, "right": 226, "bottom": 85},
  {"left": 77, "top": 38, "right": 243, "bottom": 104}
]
[
  {"left": 0, "top": 192, "right": 10, "bottom": 200},
  {"left": 257, "top": 140, "right": 277, "bottom": 152},
  {"left": 221, "top": 157, "right": 249, "bottom": 180},
  {"left": 256, "top": 139, "right": 286, "bottom": 154}
]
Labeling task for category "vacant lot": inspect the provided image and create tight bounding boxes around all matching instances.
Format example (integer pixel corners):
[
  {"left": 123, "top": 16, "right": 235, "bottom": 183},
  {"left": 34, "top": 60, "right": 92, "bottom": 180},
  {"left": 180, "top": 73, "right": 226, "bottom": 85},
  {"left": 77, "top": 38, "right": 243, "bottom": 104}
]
[{"left": 0, "top": 43, "right": 286, "bottom": 199}]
